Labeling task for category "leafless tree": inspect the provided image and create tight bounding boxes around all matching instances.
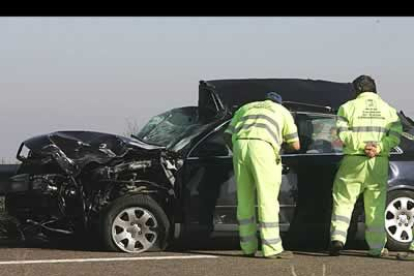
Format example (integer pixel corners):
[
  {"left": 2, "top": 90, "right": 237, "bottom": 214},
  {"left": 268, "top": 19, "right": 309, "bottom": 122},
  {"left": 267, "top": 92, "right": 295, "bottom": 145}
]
[{"left": 123, "top": 118, "right": 141, "bottom": 138}]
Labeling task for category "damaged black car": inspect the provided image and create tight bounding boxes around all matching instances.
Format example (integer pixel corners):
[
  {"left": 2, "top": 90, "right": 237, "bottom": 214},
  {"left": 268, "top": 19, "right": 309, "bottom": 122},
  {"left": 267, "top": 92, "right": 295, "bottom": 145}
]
[
  {"left": 5, "top": 131, "right": 183, "bottom": 253},
  {"left": 2, "top": 78, "right": 414, "bottom": 254}
]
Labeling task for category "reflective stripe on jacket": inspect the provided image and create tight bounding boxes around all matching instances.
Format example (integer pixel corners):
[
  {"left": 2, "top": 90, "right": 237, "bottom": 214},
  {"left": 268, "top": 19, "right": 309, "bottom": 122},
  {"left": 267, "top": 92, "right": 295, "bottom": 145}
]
[
  {"left": 225, "top": 100, "right": 299, "bottom": 154},
  {"left": 336, "top": 92, "right": 402, "bottom": 156}
]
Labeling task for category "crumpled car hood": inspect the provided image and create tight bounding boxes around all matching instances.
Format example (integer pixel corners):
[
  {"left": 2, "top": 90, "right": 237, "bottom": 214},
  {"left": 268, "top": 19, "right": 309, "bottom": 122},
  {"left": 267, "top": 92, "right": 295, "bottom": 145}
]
[
  {"left": 23, "top": 130, "right": 165, "bottom": 154},
  {"left": 18, "top": 131, "right": 169, "bottom": 175}
]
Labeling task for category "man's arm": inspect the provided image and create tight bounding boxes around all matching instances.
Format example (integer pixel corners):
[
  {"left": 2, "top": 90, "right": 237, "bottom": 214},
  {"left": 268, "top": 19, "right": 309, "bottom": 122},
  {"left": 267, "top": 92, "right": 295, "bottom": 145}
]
[
  {"left": 372, "top": 110, "right": 403, "bottom": 156},
  {"left": 282, "top": 110, "right": 301, "bottom": 152},
  {"left": 364, "top": 109, "right": 402, "bottom": 158},
  {"left": 336, "top": 106, "right": 353, "bottom": 147}
]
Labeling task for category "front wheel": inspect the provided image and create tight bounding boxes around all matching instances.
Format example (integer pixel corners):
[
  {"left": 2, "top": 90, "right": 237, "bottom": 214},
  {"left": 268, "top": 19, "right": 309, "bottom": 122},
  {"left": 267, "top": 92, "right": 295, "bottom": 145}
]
[
  {"left": 385, "top": 190, "right": 414, "bottom": 251},
  {"left": 99, "top": 194, "right": 170, "bottom": 253}
]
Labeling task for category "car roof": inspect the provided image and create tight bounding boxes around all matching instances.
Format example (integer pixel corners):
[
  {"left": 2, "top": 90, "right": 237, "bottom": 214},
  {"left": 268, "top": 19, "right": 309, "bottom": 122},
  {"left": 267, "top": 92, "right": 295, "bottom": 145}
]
[
  {"left": 295, "top": 110, "right": 336, "bottom": 117},
  {"left": 200, "top": 78, "right": 355, "bottom": 114}
]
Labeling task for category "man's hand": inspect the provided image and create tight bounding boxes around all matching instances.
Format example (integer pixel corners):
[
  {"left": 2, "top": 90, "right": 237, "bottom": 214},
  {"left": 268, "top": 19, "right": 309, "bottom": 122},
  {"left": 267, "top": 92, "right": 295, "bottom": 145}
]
[
  {"left": 364, "top": 143, "right": 379, "bottom": 158},
  {"left": 290, "top": 140, "right": 301, "bottom": 151},
  {"left": 282, "top": 141, "right": 300, "bottom": 153}
]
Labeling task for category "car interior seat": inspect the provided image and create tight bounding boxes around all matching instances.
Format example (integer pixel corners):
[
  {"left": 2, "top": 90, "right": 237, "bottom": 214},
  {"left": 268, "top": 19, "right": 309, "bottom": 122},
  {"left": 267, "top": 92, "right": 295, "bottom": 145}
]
[{"left": 297, "top": 119, "right": 314, "bottom": 153}]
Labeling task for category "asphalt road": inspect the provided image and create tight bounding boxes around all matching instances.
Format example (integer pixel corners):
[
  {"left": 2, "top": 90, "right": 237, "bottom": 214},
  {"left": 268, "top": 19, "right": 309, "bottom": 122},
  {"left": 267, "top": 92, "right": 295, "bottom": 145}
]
[
  {"left": 0, "top": 215, "right": 411, "bottom": 276},
  {"left": 0, "top": 242, "right": 412, "bottom": 276}
]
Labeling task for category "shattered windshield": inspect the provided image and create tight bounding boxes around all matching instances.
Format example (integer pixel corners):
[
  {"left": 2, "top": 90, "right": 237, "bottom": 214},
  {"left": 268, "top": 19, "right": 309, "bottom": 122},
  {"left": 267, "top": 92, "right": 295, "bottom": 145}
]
[{"left": 135, "top": 107, "right": 210, "bottom": 150}]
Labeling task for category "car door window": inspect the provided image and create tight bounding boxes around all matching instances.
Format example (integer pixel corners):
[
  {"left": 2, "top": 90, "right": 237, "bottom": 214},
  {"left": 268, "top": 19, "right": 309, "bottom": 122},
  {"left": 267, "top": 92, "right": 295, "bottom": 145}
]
[
  {"left": 190, "top": 123, "right": 231, "bottom": 158},
  {"left": 297, "top": 114, "right": 343, "bottom": 154}
]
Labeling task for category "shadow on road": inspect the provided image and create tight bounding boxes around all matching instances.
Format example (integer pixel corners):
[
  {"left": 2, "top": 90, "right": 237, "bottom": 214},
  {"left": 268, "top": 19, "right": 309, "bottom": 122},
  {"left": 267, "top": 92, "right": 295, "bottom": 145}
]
[{"left": 0, "top": 219, "right": 406, "bottom": 263}]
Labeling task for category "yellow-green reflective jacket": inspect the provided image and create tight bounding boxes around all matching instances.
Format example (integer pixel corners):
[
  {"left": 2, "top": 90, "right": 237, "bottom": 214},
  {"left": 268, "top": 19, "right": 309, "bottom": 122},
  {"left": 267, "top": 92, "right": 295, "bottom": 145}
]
[
  {"left": 336, "top": 92, "right": 402, "bottom": 156},
  {"left": 225, "top": 100, "right": 299, "bottom": 155}
]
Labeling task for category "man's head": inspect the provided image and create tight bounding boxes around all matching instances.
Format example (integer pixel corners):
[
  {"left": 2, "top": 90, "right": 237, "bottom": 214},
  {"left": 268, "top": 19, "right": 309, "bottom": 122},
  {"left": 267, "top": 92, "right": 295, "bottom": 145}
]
[
  {"left": 266, "top": 92, "right": 283, "bottom": 104},
  {"left": 352, "top": 75, "right": 377, "bottom": 95}
]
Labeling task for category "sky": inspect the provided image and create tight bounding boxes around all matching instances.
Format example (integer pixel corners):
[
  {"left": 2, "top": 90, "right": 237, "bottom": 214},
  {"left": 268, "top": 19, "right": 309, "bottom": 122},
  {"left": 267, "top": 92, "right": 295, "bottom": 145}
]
[{"left": 0, "top": 16, "right": 413, "bottom": 162}]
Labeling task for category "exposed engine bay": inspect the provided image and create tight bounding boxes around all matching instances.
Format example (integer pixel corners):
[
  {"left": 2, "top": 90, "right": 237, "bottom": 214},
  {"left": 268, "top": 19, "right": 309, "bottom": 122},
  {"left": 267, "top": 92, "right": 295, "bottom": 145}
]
[{"left": 5, "top": 131, "right": 183, "bottom": 238}]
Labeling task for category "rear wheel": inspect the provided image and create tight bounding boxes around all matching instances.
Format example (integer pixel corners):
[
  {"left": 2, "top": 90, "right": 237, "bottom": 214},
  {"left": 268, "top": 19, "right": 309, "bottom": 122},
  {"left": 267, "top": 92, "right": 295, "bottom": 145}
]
[
  {"left": 385, "top": 190, "right": 414, "bottom": 251},
  {"left": 99, "top": 194, "right": 170, "bottom": 253}
]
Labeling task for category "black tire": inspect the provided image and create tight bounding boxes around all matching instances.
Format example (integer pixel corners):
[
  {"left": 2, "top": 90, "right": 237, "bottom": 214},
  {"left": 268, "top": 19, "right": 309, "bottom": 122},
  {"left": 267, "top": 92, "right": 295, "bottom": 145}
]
[
  {"left": 385, "top": 190, "right": 414, "bottom": 251},
  {"left": 0, "top": 213, "right": 24, "bottom": 245},
  {"left": 99, "top": 194, "right": 170, "bottom": 253}
]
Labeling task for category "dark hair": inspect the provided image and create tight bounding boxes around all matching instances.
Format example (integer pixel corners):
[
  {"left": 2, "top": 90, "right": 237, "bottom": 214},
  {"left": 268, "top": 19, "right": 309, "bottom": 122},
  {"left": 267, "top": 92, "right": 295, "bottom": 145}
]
[{"left": 352, "top": 75, "right": 377, "bottom": 94}]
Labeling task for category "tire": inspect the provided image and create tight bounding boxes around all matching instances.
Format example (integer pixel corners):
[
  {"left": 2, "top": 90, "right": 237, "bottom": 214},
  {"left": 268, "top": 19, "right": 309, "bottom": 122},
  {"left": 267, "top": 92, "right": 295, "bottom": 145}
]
[
  {"left": 0, "top": 213, "right": 24, "bottom": 245},
  {"left": 99, "top": 194, "right": 170, "bottom": 254},
  {"left": 385, "top": 190, "right": 414, "bottom": 251}
]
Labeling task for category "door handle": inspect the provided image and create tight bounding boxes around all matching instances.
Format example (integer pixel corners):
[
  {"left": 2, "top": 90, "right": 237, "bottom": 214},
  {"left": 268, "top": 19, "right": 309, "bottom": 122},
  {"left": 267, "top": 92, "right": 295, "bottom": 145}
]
[{"left": 282, "top": 165, "right": 290, "bottom": 174}]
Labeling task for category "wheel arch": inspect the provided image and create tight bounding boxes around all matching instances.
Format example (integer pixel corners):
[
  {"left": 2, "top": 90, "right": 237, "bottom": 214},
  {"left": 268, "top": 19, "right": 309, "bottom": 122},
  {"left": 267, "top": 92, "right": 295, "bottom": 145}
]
[
  {"left": 388, "top": 184, "right": 414, "bottom": 193},
  {"left": 88, "top": 180, "right": 175, "bottom": 237}
]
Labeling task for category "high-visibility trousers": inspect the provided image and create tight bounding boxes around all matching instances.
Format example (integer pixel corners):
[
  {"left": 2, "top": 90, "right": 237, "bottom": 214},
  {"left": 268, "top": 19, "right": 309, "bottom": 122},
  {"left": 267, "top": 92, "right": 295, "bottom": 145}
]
[
  {"left": 330, "top": 155, "right": 388, "bottom": 255},
  {"left": 233, "top": 139, "right": 283, "bottom": 257}
]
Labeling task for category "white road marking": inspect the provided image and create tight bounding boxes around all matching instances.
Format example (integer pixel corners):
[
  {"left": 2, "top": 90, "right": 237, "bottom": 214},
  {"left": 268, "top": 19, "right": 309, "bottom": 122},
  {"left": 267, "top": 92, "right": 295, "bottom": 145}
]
[{"left": 0, "top": 255, "right": 218, "bottom": 265}]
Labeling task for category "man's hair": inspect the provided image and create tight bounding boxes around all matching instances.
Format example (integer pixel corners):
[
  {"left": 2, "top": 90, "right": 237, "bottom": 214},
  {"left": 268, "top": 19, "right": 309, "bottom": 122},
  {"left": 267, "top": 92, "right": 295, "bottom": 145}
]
[{"left": 352, "top": 75, "right": 377, "bottom": 94}]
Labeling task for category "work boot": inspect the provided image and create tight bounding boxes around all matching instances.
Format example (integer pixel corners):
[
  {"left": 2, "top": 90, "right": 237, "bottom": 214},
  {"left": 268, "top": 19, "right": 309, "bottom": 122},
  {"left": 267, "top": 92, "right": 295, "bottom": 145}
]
[
  {"left": 265, "top": 250, "right": 294, "bottom": 259},
  {"left": 396, "top": 250, "right": 414, "bottom": 261},
  {"left": 328, "top": 240, "right": 344, "bottom": 256},
  {"left": 367, "top": 248, "right": 389, "bottom": 258}
]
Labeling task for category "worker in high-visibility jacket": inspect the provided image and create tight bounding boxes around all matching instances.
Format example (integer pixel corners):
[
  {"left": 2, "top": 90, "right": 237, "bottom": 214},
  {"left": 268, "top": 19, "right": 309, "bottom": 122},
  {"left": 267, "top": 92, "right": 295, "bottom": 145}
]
[
  {"left": 329, "top": 75, "right": 402, "bottom": 257},
  {"left": 224, "top": 92, "right": 300, "bottom": 259}
]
